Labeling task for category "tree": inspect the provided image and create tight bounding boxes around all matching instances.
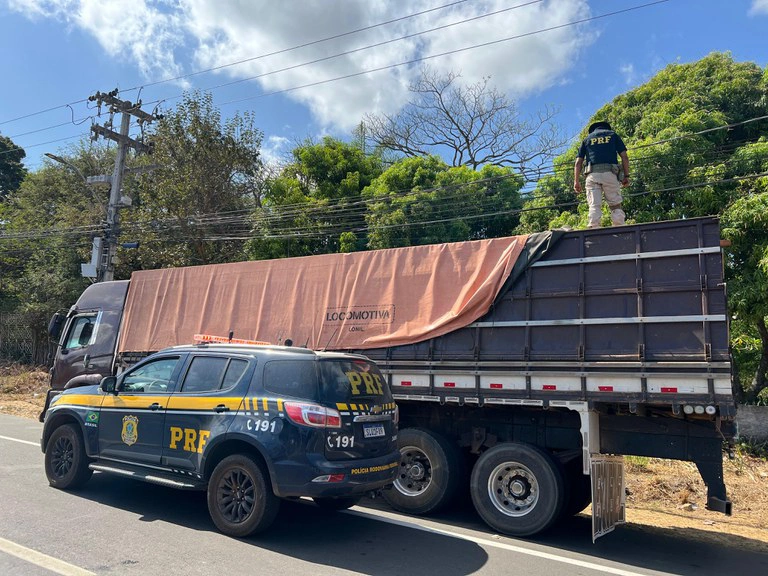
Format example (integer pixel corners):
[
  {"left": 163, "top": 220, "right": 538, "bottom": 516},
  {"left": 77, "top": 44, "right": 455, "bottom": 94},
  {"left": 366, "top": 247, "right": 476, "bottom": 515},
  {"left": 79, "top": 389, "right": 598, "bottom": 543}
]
[
  {"left": 0, "top": 146, "right": 110, "bottom": 321},
  {"left": 721, "top": 140, "right": 768, "bottom": 402},
  {"left": 123, "top": 91, "right": 264, "bottom": 270},
  {"left": 364, "top": 156, "right": 524, "bottom": 249},
  {"left": 525, "top": 53, "right": 768, "bottom": 399},
  {"left": 363, "top": 68, "right": 564, "bottom": 174},
  {"left": 0, "top": 135, "right": 27, "bottom": 200},
  {"left": 246, "top": 137, "right": 383, "bottom": 259}
]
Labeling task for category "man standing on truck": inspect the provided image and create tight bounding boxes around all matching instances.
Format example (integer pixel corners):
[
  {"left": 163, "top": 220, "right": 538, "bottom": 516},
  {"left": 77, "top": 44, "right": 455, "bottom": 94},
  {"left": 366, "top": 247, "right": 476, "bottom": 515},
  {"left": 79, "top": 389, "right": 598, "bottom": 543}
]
[{"left": 573, "top": 121, "right": 630, "bottom": 228}]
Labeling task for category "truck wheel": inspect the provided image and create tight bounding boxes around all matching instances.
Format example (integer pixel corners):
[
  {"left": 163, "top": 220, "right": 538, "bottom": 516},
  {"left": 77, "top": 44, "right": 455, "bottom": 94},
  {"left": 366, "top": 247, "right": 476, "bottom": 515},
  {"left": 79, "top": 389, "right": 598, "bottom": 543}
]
[
  {"left": 313, "top": 496, "right": 361, "bottom": 511},
  {"left": 562, "top": 458, "right": 592, "bottom": 517},
  {"left": 382, "top": 428, "right": 461, "bottom": 515},
  {"left": 44, "top": 423, "right": 93, "bottom": 489},
  {"left": 207, "top": 455, "right": 280, "bottom": 537},
  {"left": 470, "top": 443, "right": 565, "bottom": 537}
]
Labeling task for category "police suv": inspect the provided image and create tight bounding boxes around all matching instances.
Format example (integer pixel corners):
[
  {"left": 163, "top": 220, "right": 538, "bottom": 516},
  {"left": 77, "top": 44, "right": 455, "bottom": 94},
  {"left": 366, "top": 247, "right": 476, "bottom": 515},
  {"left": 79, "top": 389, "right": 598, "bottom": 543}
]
[{"left": 41, "top": 343, "right": 399, "bottom": 537}]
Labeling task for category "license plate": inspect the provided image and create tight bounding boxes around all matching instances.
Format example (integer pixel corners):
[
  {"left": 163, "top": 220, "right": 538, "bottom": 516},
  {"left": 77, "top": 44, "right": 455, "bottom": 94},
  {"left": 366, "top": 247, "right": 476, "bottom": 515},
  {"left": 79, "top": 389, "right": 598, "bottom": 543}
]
[{"left": 363, "top": 424, "right": 385, "bottom": 438}]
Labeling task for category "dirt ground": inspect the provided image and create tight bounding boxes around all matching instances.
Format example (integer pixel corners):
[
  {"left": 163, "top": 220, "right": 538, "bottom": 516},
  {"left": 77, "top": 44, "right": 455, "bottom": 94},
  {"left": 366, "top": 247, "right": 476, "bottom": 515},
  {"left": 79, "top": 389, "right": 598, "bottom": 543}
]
[{"left": 2, "top": 361, "right": 767, "bottom": 552}]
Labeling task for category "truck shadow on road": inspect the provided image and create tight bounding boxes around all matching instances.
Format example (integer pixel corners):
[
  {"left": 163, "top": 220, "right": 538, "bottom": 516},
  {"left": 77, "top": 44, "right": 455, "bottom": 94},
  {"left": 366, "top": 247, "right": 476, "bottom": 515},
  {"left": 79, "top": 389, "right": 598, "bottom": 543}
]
[{"left": 70, "top": 474, "right": 767, "bottom": 576}]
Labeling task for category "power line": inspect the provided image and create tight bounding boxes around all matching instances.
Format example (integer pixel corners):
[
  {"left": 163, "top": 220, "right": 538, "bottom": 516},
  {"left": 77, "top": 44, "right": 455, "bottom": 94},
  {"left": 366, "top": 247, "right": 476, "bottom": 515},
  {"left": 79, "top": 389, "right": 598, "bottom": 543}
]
[
  {"left": 0, "top": 0, "right": 474, "bottom": 128},
  {"left": 5, "top": 164, "right": 765, "bottom": 244},
  {"left": 123, "top": 0, "right": 477, "bottom": 93},
  {"left": 215, "top": 1, "right": 671, "bottom": 109},
  {"left": 144, "top": 0, "right": 547, "bottom": 109},
  {"left": 0, "top": 0, "right": 670, "bottom": 160}
]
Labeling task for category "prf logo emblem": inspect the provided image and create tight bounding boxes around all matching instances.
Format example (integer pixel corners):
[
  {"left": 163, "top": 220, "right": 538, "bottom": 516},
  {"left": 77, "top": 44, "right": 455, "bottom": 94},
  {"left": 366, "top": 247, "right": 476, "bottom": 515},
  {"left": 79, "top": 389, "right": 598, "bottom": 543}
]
[{"left": 121, "top": 415, "right": 139, "bottom": 446}]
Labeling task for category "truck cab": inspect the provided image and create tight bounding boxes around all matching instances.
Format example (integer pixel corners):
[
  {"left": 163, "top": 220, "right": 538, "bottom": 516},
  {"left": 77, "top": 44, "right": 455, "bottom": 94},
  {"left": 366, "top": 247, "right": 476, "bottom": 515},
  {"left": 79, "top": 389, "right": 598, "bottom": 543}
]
[{"left": 42, "top": 281, "right": 129, "bottom": 421}]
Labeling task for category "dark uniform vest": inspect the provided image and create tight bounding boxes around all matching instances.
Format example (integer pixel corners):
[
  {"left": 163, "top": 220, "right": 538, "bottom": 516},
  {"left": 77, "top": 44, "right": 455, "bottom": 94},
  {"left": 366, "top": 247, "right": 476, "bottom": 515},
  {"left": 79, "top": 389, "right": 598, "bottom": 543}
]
[{"left": 577, "top": 128, "right": 627, "bottom": 166}]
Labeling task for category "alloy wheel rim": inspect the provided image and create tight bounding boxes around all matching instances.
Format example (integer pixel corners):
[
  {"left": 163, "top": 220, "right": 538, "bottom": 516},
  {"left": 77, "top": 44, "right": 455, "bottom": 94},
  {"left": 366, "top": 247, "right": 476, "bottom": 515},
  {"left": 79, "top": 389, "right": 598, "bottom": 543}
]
[
  {"left": 218, "top": 468, "right": 256, "bottom": 524},
  {"left": 51, "top": 436, "right": 74, "bottom": 479}
]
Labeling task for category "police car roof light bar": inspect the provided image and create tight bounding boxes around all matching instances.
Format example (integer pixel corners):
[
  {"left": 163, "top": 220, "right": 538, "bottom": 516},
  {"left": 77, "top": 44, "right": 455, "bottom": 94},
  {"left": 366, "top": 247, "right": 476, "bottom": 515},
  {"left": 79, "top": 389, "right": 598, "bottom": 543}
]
[{"left": 193, "top": 333, "right": 272, "bottom": 346}]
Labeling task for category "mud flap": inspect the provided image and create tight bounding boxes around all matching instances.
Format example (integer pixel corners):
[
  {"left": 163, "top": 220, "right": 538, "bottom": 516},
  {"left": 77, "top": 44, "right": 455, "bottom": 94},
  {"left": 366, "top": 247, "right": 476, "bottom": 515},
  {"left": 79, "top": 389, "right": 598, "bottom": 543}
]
[{"left": 591, "top": 454, "right": 625, "bottom": 542}]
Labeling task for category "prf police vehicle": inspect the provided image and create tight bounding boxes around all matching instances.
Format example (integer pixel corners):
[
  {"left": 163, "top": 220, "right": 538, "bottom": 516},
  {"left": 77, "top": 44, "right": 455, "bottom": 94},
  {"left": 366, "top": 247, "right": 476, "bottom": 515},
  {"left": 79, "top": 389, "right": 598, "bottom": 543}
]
[{"left": 42, "top": 341, "right": 399, "bottom": 537}]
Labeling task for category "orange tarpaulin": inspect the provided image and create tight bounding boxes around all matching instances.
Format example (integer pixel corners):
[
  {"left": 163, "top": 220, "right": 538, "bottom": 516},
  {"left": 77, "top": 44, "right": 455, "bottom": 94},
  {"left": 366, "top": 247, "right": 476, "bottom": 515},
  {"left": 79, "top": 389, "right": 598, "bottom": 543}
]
[{"left": 118, "top": 235, "right": 528, "bottom": 353}]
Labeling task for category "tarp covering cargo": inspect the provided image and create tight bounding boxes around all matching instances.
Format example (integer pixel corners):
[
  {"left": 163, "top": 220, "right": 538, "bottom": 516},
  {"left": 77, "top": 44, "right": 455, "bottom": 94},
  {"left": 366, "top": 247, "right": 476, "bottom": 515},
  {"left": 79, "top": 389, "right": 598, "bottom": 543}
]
[{"left": 118, "top": 234, "right": 530, "bottom": 353}]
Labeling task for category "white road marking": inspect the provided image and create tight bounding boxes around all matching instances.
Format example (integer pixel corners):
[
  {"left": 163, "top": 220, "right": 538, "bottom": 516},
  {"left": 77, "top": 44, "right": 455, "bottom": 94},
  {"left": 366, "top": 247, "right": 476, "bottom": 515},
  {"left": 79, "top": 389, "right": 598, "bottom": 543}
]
[
  {"left": 345, "top": 507, "right": 674, "bottom": 576},
  {"left": 0, "top": 537, "right": 95, "bottom": 576},
  {"left": 0, "top": 434, "right": 38, "bottom": 447}
]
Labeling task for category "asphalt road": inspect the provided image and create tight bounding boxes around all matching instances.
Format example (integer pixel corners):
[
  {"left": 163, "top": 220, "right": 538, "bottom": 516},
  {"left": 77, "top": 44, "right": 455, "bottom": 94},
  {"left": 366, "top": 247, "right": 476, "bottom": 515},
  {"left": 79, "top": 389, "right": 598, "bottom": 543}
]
[{"left": 1, "top": 414, "right": 766, "bottom": 576}]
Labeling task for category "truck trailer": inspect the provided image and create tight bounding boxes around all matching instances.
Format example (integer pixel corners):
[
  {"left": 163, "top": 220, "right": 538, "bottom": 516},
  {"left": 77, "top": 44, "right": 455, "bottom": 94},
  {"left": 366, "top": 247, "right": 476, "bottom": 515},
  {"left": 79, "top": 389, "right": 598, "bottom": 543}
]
[{"left": 44, "top": 216, "right": 735, "bottom": 540}]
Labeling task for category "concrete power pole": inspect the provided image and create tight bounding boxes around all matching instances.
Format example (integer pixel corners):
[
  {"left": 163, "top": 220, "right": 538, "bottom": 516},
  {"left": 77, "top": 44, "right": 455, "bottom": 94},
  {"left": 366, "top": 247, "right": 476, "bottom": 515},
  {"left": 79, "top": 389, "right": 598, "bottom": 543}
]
[{"left": 88, "top": 90, "right": 155, "bottom": 282}]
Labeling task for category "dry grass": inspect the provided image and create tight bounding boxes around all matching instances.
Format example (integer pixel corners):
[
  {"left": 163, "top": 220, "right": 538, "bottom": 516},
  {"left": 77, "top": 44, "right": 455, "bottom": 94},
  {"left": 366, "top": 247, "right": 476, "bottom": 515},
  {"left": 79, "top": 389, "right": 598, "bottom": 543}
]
[
  {"left": 0, "top": 362, "right": 49, "bottom": 418},
  {"left": 2, "top": 361, "right": 767, "bottom": 549}
]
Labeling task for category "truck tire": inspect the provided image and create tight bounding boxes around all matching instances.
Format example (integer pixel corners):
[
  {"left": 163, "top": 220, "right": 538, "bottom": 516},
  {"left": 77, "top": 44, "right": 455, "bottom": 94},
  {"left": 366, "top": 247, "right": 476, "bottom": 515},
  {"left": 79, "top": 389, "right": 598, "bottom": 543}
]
[
  {"left": 470, "top": 443, "right": 565, "bottom": 537},
  {"left": 562, "top": 458, "right": 592, "bottom": 517},
  {"left": 207, "top": 455, "right": 280, "bottom": 537},
  {"left": 44, "top": 423, "right": 93, "bottom": 489},
  {"left": 382, "top": 428, "right": 461, "bottom": 515},
  {"left": 313, "top": 496, "right": 361, "bottom": 511}
]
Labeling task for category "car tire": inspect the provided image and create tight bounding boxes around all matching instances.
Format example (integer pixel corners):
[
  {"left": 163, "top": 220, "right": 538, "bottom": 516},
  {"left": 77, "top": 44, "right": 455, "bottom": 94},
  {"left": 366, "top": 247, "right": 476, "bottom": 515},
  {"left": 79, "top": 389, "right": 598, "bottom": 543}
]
[
  {"left": 470, "top": 443, "right": 565, "bottom": 537},
  {"left": 382, "top": 428, "right": 462, "bottom": 515},
  {"left": 207, "top": 454, "right": 280, "bottom": 537},
  {"left": 313, "top": 496, "right": 361, "bottom": 511},
  {"left": 44, "top": 423, "right": 93, "bottom": 489}
]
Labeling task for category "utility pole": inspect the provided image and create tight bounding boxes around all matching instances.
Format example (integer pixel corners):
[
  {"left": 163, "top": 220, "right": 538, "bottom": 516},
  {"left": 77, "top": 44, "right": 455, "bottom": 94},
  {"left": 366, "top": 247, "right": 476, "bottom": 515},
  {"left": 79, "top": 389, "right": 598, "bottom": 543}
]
[{"left": 88, "top": 90, "right": 155, "bottom": 282}]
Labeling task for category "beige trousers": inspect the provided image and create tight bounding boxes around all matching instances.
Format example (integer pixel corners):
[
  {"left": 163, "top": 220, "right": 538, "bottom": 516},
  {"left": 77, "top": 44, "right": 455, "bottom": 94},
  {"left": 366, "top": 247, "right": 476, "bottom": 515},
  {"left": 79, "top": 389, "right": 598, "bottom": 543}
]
[{"left": 586, "top": 171, "right": 625, "bottom": 228}]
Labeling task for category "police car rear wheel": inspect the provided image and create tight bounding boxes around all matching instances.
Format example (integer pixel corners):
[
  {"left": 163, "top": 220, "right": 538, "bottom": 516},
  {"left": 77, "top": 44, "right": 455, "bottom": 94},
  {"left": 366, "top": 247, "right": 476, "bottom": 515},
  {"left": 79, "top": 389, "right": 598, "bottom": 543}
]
[
  {"left": 313, "top": 496, "right": 361, "bottom": 511},
  {"left": 44, "top": 423, "right": 93, "bottom": 489},
  {"left": 207, "top": 455, "right": 279, "bottom": 537}
]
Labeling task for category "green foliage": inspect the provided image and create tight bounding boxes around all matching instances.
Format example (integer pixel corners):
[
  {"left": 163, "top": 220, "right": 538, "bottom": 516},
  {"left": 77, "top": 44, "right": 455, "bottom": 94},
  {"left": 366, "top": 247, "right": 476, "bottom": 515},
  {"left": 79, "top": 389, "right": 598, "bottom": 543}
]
[
  {"left": 0, "top": 135, "right": 27, "bottom": 201},
  {"left": 363, "top": 157, "right": 523, "bottom": 249},
  {"left": 520, "top": 52, "right": 768, "bottom": 400},
  {"left": 0, "top": 147, "right": 108, "bottom": 317},
  {"left": 246, "top": 137, "right": 383, "bottom": 259},
  {"left": 124, "top": 91, "right": 263, "bottom": 270},
  {"left": 516, "top": 175, "right": 576, "bottom": 233}
]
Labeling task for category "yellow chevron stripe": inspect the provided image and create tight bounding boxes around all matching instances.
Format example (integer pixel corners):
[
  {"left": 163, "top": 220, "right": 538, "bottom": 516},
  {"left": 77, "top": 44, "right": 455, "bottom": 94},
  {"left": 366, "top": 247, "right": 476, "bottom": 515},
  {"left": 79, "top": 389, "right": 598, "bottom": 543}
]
[{"left": 51, "top": 394, "right": 103, "bottom": 409}]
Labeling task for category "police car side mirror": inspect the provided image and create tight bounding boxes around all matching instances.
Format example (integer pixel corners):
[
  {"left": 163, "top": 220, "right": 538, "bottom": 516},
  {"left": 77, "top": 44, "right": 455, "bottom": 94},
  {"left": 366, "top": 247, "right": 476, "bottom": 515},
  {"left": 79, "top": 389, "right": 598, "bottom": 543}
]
[{"left": 100, "top": 376, "right": 117, "bottom": 395}]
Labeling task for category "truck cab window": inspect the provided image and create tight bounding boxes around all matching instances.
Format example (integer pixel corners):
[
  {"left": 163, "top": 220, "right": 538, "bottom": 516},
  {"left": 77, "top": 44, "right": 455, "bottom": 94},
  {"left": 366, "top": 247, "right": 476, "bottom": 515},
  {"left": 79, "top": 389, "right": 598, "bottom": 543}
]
[
  {"left": 63, "top": 315, "right": 97, "bottom": 350},
  {"left": 122, "top": 357, "right": 179, "bottom": 393}
]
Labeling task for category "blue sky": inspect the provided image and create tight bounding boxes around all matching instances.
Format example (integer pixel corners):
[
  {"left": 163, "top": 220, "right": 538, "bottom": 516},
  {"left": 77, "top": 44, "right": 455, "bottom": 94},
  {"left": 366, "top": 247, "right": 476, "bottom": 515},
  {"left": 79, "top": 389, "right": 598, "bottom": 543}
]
[{"left": 1, "top": 0, "right": 767, "bottom": 171}]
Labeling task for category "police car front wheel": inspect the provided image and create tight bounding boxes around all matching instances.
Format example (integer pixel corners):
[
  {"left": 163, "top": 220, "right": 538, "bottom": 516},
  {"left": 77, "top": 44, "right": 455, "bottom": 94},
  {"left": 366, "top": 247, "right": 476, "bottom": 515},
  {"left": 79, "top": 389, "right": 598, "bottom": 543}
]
[
  {"left": 44, "top": 423, "right": 93, "bottom": 490},
  {"left": 207, "top": 454, "right": 280, "bottom": 537}
]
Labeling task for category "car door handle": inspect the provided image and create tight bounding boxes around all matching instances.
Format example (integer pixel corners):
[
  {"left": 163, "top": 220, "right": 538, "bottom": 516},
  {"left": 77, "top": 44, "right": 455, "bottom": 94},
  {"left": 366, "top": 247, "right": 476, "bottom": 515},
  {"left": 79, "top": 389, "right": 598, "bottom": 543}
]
[
  {"left": 214, "top": 404, "right": 230, "bottom": 413},
  {"left": 148, "top": 403, "right": 162, "bottom": 411}
]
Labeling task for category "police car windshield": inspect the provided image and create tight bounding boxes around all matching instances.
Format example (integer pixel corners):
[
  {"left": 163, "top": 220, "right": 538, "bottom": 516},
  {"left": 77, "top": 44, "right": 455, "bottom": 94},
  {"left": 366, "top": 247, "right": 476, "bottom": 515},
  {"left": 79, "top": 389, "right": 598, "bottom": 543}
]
[{"left": 318, "top": 359, "right": 392, "bottom": 404}]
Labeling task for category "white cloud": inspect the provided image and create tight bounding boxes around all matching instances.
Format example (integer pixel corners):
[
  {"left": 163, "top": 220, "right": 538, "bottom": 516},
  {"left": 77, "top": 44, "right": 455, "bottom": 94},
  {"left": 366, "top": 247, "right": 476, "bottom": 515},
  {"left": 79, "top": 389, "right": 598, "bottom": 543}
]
[
  {"left": 8, "top": 0, "right": 187, "bottom": 82},
  {"left": 261, "top": 135, "right": 291, "bottom": 165},
  {"left": 8, "top": 0, "right": 596, "bottom": 132},
  {"left": 749, "top": 0, "right": 768, "bottom": 16},
  {"left": 619, "top": 63, "right": 636, "bottom": 86}
]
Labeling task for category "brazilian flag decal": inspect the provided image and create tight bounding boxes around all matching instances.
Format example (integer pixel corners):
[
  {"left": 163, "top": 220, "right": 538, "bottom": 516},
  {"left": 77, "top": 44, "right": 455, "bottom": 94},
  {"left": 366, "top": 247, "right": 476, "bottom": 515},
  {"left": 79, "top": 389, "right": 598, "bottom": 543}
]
[{"left": 86, "top": 411, "right": 99, "bottom": 424}]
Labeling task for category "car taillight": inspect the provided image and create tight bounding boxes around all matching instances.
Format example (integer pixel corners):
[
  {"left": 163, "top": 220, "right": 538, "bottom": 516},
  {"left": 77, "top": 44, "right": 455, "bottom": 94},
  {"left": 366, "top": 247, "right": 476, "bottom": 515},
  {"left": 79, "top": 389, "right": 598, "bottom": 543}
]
[
  {"left": 393, "top": 405, "right": 399, "bottom": 426},
  {"left": 284, "top": 402, "right": 341, "bottom": 428}
]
